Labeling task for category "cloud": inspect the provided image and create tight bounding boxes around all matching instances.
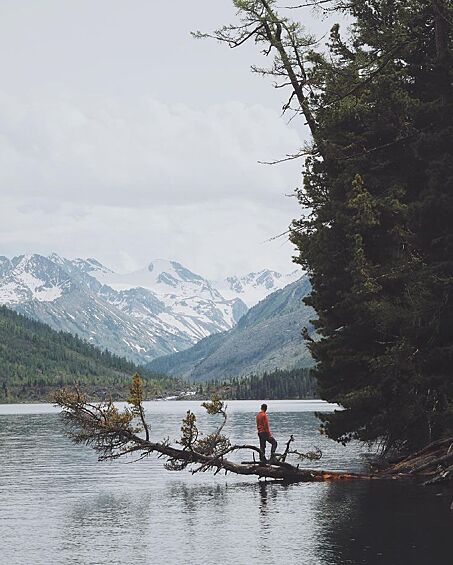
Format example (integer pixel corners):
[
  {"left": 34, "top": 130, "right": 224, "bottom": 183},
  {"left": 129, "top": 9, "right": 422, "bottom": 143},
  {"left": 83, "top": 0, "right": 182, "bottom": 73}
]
[
  {"left": 0, "top": 92, "right": 303, "bottom": 206},
  {"left": 0, "top": 1, "right": 344, "bottom": 279},
  {"left": 1, "top": 197, "right": 300, "bottom": 278},
  {"left": 0, "top": 92, "right": 304, "bottom": 277}
]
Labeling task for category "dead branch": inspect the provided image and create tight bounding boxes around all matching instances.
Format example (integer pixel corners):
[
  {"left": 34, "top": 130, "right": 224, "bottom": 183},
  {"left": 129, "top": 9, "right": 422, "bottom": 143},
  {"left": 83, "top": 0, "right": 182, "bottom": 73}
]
[
  {"left": 257, "top": 148, "right": 313, "bottom": 165},
  {"left": 381, "top": 437, "right": 453, "bottom": 486}
]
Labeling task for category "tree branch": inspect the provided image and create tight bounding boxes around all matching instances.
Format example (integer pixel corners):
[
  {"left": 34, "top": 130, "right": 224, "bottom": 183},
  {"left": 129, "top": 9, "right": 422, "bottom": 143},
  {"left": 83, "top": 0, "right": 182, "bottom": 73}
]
[{"left": 54, "top": 379, "right": 374, "bottom": 482}]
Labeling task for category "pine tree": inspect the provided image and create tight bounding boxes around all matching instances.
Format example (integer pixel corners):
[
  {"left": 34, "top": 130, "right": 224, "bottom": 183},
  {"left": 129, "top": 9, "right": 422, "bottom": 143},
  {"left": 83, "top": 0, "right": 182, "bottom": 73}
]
[{"left": 290, "top": 0, "right": 453, "bottom": 451}]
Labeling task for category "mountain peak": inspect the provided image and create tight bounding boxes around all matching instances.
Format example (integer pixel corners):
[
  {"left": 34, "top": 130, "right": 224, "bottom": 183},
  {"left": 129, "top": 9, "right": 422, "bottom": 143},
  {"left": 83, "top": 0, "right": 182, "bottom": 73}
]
[
  {"left": 147, "top": 258, "right": 172, "bottom": 272},
  {"left": 0, "top": 253, "right": 72, "bottom": 304},
  {"left": 73, "top": 257, "right": 113, "bottom": 274},
  {"left": 146, "top": 259, "right": 204, "bottom": 283},
  {"left": 214, "top": 268, "right": 303, "bottom": 308},
  {"left": 0, "top": 252, "right": 303, "bottom": 364},
  {"left": 48, "top": 252, "right": 64, "bottom": 264}
]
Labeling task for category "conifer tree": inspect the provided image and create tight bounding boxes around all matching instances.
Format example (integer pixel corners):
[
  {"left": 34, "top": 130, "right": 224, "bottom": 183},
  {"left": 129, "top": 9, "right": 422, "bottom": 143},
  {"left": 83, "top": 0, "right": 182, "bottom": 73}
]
[
  {"left": 201, "top": 0, "right": 453, "bottom": 452},
  {"left": 289, "top": 0, "right": 453, "bottom": 451}
]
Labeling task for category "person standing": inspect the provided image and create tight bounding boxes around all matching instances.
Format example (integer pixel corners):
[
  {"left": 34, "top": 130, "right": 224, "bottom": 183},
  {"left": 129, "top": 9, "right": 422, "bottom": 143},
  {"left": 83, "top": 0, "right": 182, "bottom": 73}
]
[{"left": 256, "top": 403, "right": 277, "bottom": 463}]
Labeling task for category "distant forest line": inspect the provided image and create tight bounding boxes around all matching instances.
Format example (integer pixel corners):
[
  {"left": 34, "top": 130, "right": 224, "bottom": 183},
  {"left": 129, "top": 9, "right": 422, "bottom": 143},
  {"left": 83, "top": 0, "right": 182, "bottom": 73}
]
[{"left": 195, "top": 368, "right": 316, "bottom": 401}]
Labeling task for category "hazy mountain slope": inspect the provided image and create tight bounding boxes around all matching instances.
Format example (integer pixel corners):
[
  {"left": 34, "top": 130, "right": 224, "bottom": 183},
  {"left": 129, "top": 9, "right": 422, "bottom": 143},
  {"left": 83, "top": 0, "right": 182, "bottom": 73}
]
[
  {"left": 0, "top": 305, "right": 174, "bottom": 402},
  {"left": 147, "top": 276, "right": 316, "bottom": 381}
]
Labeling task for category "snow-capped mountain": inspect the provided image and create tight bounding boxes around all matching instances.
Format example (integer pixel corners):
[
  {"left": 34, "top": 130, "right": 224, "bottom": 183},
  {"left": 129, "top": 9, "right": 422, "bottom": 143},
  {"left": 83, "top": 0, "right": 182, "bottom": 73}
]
[
  {"left": 213, "top": 269, "right": 302, "bottom": 308},
  {"left": 148, "top": 276, "right": 314, "bottom": 381},
  {"left": 0, "top": 254, "right": 302, "bottom": 364},
  {"left": 94, "top": 259, "right": 206, "bottom": 292},
  {"left": 0, "top": 255, "right": 74, "bottom": 304}
]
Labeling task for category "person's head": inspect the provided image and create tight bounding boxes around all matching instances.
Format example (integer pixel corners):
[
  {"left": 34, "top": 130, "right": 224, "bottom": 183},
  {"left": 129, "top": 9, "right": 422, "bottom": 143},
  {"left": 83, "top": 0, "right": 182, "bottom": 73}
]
[{"left": 261, "top": 403, "right": 267, "bottom": 412}]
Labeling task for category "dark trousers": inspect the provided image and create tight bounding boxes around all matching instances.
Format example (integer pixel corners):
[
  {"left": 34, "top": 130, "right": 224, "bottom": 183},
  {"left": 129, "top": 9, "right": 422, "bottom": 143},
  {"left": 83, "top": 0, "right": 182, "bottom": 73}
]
[{"left": 258, "top": 432, "right": 277, "bottom": 461}]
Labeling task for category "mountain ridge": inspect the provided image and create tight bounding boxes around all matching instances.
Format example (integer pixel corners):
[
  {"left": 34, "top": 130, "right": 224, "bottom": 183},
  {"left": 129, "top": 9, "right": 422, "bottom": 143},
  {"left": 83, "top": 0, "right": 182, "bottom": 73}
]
[
  {"left": 0, "top": 253, "right": 302, "bottom": 364},
  {"left": 147, "top": 276, "right": 315, "bottom": 381}
]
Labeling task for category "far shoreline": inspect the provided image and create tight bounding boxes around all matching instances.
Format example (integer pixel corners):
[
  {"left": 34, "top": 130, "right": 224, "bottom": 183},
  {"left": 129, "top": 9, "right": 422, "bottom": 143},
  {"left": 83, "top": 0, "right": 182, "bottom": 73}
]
[{"left": 0, "top": 398, "right": 338, "bottom": 415}]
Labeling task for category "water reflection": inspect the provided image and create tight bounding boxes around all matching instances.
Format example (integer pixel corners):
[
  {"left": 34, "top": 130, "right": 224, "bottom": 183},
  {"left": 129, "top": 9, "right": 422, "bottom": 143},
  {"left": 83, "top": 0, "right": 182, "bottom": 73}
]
[
  {"left": 62, "top": 492, "right": 154, "bottom": 565},
  {"left": 258, "top": 481, "right": 269, "bottom": 517},
  {"left": 314, "top": 481, "right": 452, "bottom": 565}
]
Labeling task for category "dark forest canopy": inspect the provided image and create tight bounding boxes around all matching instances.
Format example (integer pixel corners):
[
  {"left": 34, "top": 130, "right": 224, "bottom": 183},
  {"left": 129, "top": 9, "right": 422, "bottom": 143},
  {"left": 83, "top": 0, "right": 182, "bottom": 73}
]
[
  {"left": 197, "top": 0, "right": 453, "bottom": 453},
  {"left": 291, "top": 0, "right": 453, "bottom": 452},
  {"left": 200, "top": 367, "right": 316, "bottom": 400},
  {"left": 0, "top": 305, "right": 176, "bottom": 402}
]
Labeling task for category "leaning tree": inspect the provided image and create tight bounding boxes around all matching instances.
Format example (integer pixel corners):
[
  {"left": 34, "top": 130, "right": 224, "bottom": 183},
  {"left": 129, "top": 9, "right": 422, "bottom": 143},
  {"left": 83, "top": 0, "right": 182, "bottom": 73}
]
[{"left": 55, "top": 375, "right": 453, "bottom": 485}]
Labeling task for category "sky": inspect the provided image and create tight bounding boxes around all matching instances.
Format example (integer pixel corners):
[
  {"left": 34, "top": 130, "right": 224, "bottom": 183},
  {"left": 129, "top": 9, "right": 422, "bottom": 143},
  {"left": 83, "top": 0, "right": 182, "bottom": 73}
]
[{"left": 0, "top": 0, "right": 340, "bottom": 278}]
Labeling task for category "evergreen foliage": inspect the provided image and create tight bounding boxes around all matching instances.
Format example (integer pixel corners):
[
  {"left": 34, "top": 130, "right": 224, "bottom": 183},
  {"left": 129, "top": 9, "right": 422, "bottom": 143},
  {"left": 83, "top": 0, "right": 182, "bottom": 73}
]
[
  {"left": 198, "top": 368, "right": 316, "bottom": 400},
  {"left": 204, "top": 0, "right": 452, "bottom": 452},
  {"left": 288, "top": 0, "right": 453, "bottom": 451},
  {"left": 0, "top": 305, "right": 176, "bottom": 402}
]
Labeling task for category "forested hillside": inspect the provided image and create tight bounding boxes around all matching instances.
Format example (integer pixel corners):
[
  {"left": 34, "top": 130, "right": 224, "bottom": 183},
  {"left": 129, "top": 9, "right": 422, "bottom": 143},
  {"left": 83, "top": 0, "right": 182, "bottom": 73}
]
[{"left": 0, "top": 305, "right": 175, "bottom": 402}]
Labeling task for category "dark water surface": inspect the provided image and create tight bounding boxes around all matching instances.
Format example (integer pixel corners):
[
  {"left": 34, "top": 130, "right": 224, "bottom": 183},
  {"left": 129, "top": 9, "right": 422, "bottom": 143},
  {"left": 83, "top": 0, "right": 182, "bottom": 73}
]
[{"left": 0, "top": 400, "right": 451, "bottom": 565}]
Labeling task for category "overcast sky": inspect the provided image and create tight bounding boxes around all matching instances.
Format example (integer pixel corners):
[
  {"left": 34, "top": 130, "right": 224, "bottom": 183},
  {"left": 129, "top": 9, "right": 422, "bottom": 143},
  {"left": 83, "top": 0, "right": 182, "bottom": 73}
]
[{"left": 0, "top": 0, "right": 340, "bottom": 278}]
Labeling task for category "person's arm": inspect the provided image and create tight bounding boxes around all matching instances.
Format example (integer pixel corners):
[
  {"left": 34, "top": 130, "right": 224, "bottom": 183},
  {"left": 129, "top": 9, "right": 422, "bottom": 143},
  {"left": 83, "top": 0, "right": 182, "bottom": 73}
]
[{"left": 264, "top": 413, "right": 271, "bottom": 436}]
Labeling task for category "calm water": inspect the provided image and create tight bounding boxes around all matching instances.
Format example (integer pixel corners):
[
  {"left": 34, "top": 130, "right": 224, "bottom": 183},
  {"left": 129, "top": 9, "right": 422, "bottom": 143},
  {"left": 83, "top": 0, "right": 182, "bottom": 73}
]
[{"left": 0, "top": 400, "right": 451, "bottom": 565}]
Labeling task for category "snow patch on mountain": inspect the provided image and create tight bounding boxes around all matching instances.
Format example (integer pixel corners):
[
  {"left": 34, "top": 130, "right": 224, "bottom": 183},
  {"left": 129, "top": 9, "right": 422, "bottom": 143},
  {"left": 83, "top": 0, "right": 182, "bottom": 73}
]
[
  {"left": 92, "top": 258, "right": 247, "bottom": 341},
  {"left": 213, "top": 269, "right": 303, "bottom": 308},
  {"left": 0, "top": 255, "right": 70, "bottom": 304},
  {"left": 95, "top": 259, "right": 219, "bottom": 298}
]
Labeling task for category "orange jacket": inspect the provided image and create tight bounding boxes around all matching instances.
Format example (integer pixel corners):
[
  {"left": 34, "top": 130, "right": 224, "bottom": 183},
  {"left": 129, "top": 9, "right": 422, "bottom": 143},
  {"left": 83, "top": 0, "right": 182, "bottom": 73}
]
[{"left": 256, "top": 411, "right": 271, "bottom": 436}]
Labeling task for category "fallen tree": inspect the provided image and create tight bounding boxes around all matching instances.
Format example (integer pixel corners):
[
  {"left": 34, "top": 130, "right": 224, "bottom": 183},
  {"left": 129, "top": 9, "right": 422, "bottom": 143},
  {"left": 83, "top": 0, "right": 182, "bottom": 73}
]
[
  {"left": 54, "top": 375, "right": 453, "bottom": 486},
  {"left": 382, "top": 438, "right": 453, "bottom": 486}
]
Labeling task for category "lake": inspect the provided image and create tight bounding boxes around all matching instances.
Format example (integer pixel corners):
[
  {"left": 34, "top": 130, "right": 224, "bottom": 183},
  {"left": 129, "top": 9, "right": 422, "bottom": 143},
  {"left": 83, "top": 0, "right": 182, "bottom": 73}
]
[{"left": 0, "top": 400, "right": 451, "bottom": 564}]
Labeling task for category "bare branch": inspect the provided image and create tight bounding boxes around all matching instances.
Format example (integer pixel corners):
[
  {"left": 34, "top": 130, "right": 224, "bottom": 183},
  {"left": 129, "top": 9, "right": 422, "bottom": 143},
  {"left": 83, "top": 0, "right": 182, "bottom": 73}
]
[
  {"left": 258, "top": 147, "right": 313, "bottom": 164},
  {"left": 279, "top": 1, "right": 353, "bottom": 10},
  {"left": 280, "top": 1, "right": 336, "bottom": 8}
]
